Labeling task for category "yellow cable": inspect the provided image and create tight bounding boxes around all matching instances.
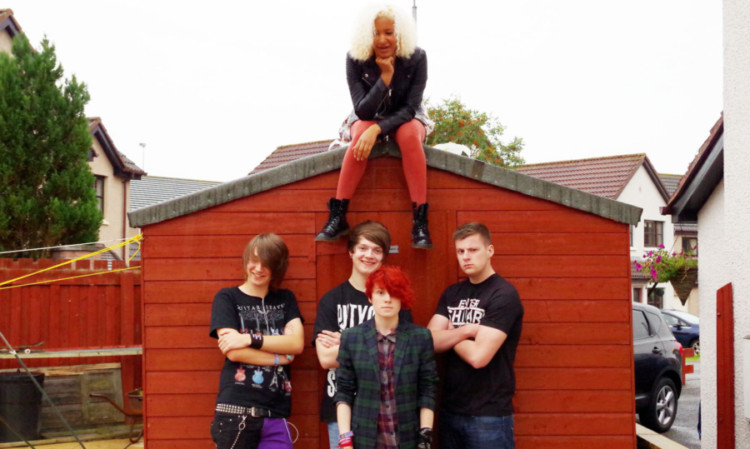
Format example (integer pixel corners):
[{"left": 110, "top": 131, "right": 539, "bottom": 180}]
[
  {"left": 0, "top": 265, "right": 141, "bottom": 290},
  {"left": 0, "top": 234, "right": 143, "bottom": 288}
]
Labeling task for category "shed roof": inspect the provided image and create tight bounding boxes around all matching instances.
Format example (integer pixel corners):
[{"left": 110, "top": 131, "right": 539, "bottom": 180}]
[
  {"left": 664, "top": 115, "right": 724, "bottom": 223},
  {"left": 250, "top": 139, "right": 333, "bottom": 175},
  {"left": 516, "top": 153, "right": 669, "bottom": 202},
  {"left": 130, "top": 175, "right": 222, "bottom": 212},
  {"left": 129, "top": 142, "right": 642, "bottom": 227}
]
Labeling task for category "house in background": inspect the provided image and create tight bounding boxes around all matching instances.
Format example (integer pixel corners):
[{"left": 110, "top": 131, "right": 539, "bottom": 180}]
[
  {"left": 663, "top": 113, "right": 743, "bottom": 446},
  {"left": 516, "top": 154, "right": 697, "bottom": 312},
  {"left": 2, "top": 10, "right": 147, "bottom": 260},
  {"left": 88, "top": 118, "right": 146, "bottom": 260},
  {"left": 0, "top": 9, "right": 20, "bottom": 53},
  {"left": 250, "top": 139, "right": 333, "bottom": 175}
]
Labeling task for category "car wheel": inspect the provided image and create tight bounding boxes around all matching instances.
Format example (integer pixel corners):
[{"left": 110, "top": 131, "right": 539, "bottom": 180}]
[
  {"left": 690, "top": 339, "right": 700, "bottom": 355},
  {"left": 639, "top": 377, "right": 679, "bottom": 432}
]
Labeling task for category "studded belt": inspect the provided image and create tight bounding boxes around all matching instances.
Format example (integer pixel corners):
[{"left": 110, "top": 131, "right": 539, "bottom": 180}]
[{"left": 216, "top": 403, "right": 275, "bottom": 418}]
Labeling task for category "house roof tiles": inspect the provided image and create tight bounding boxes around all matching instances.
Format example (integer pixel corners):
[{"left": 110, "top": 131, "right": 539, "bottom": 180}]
[
  {"left": 516, "top": 153, "right": 669, "bottom": 201},
  {"left": 659, "top": 174, "right": 683, "bottom": 197},
  {"left": 130, "top": 176, "right": 222, "bottom": 212},
  {"left": 664, "top": 115, "right": 724, "bottom": 223},
  {"left": 88, "top": 118, "right": 146, "bottom": 178},
  {"left": 0, "top": 9, "right": 21, "bottom": 37},
  {"left": 250, "top": 140, "right": 333, "bottom": 174}
]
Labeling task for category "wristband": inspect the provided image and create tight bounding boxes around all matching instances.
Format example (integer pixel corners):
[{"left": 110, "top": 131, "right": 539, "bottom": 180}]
[
  {"left": 339, "top": 431, "right": 354, "bottom": 448},
  {"left": 249, "top": 332, "right": 264, "bottom": 349},
  {"left": 274, "top": 354, "right": 279, "bottom": 365},
  {"left": 417, "top": 427, "right": 433, "bottom": 449}
]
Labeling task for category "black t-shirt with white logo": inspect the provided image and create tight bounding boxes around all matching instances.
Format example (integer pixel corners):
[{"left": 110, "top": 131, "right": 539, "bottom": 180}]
[{"left": 435, "top": 273, "right": 523, "bottom": 417}]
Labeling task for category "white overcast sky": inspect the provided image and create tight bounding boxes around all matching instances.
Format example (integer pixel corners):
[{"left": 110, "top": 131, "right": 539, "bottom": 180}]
[{"left": 11, "top": 0, "right": 722, "bottom": 182}]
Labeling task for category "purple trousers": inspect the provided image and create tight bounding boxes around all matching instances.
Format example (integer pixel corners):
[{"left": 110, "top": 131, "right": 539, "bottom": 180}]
[{"left": 211, "top": 413, "right": 293, "bottom": 449}]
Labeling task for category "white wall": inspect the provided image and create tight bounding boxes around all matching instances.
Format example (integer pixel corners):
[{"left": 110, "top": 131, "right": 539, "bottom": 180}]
[
  {"left": 697, "top": 179, "right": 725, "bottom": 448},
  {"left": 619, "top": 165, "right": 679, "bottom": 308},
  {"left": 717, "top": 0, "right": 750, "bottom": 446}
]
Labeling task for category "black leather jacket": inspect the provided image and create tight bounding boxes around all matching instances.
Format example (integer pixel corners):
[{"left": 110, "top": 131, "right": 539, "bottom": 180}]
[{"left": 345, "top": 47, "right": 428, "bottom": 136}]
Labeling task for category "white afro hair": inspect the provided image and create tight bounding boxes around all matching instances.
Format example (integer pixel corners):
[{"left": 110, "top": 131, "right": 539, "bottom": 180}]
[{"left": 348, "top": 3, "right": 418, "bottom": 61}]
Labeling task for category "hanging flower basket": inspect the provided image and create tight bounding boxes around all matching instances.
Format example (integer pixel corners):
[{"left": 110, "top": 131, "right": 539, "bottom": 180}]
[{"left": 669, "top": 267, "right": 698, "bottom": 305}]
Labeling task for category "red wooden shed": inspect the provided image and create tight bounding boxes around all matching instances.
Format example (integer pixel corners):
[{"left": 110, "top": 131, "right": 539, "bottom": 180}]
[{"left": 129, "top": 142, "right": 642, "bottom": 449}]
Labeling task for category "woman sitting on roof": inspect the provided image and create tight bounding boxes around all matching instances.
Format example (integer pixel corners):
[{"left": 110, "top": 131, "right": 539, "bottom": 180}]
[{"left": 315, "top": 3, "right": 433, "bottom": 249}]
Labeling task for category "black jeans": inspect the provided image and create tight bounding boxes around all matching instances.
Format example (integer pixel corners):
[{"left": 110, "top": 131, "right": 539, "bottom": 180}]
[{"left": 211, "top": 413, "right": 263, "bottom": 449}]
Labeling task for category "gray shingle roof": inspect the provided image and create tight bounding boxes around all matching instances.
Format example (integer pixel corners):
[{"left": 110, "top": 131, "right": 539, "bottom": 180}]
[
  {"left": 659, "top": 174, "right": 682, "bottom": 197},
  {"left": 129, "top": 142, "right": 642, "bottom": 228},
  {"left": 129, "top": 175, "right": 222, "bottom": 212}
]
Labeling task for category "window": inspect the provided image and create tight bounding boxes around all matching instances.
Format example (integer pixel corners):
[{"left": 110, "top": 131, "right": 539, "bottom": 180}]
[
  {"left": 633, "top": 287, "right": 642, "bottom": 303},
  {"left": 662, "top": 313, "right": 678, "bottom": 327},
  {"left": 94, "top": 176, "right": 105, "bottom": 213},
  {"left": 633, "top": 310, "right": 651, "bottom": 340},
  {"left": 647, "top": 287, "right": 664, "bottom": 309},
  {"left": 682, "top": 236, "right": 698, "bottom": 255},
  {"left": 644, "top": 220, "right": 663, "bottom": 247}
]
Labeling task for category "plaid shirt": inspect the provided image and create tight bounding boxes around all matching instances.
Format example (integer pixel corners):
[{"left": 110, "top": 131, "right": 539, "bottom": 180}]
[
  {"left": 336, "top": 319, "right": 437, "bottom": 449},
  {"left": 376, "top": 331, "right": 397, "bottom": 449}
]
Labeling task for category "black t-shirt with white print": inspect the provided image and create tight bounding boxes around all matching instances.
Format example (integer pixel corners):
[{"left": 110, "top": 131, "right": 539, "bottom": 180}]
[
  {"left": 435, "top": 273, "right": 523, "bottom": 417},
  {"left": 209, "top": 287, "right": 302, "bottom": 418},
  {"left": 312, "top": 281, "right": 412, "bottom": 422}
]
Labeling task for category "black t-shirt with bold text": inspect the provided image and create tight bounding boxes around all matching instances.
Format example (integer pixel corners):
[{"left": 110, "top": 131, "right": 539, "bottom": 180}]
[
  {"left": 209, "top": 287, "right": 302, "bottom": 417},
  {"left": 435, "top": 273, "right": 523, "bottom": 417},
  {"left": 312, "top": 281, "right": 412, "bottom": 422}
]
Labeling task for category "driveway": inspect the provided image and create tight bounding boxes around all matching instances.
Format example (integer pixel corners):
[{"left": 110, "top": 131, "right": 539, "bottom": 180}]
[{"left": 663, "top": 360, "right": 700, "bottom": 449}]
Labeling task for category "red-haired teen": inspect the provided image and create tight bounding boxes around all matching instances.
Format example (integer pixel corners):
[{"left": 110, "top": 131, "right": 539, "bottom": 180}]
[{"left": 335, "top": 265, "right": 437, "bottom": 449}]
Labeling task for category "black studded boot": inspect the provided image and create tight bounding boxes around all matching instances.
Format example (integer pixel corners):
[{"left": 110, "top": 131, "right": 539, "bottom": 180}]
[
  {"left": 411, "top": 202, "right": 433, "bottom": 249},
  {"left": 315, "top": 198, "right": 350, "bottom": 241}
]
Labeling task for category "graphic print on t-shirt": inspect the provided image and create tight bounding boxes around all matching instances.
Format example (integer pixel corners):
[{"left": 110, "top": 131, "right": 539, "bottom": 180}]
[
  {"left": 447, "top": 298, "right": 486, "bottom": 325},
  {"left": 233, "top": 302, "right": 290, "bottom": 393},
  {"left": 337, "top": 303, "right": 375, "bottom": 332},
  {"left": 324, "top": 303, "right": 375, "bottom": 398}
]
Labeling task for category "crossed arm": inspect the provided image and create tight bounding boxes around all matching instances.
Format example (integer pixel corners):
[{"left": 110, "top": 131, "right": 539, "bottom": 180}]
[
  {"left": 426, "top": 314, "right": 507, "bottom": 369},
  {"left": 315, "top": 330, "right": 342, "bottom": 369},
  {"left": 217, "top": 318, "right": 305, "bottom": 366}
]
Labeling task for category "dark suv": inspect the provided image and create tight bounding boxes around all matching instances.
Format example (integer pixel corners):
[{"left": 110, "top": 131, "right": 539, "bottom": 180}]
[{"left": 633, "top": 302, "right": 683, "bottom": 432}]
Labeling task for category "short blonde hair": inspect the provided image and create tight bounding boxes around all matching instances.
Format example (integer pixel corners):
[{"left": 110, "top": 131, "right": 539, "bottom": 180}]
[{"left": 349, "top": 3, "right": 417, "bottom": 61}]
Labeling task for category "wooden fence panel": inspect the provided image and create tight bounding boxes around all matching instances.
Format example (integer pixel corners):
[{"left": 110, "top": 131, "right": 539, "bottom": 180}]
[{"left": 0, "top": 258, "right": 142, "bottom": 392}]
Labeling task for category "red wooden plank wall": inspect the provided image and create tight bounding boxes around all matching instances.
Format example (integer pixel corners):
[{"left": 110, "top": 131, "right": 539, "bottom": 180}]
[
  {"left": 716, "top": 283, "right": 735, "bottom": 449},
  {"left": 0, "top": 258, "right": 143, "bottom": 393},
  {"left": 141, "top": 157, "right": 636, "bottom": 449}
]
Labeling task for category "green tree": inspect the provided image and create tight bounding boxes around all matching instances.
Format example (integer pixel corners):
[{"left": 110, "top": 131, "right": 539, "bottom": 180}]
[
  {"left": 425, "top": 96, "right": 525, "bottom": 168},
  {"left": 0, "top": 33, "right": 101, "bottom": 258}
]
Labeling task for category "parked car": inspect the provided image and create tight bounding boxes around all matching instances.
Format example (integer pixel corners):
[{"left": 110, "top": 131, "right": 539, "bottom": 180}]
[
  {"left": 633, "top": 302, "right": 683, "bottom": 432},
  {"left": 661, "top": 309, "right": 700, "bottom": 354}
]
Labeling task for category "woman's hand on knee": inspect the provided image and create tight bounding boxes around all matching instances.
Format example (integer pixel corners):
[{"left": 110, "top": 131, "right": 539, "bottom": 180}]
[{"left": 353, "top": 124, "right": 381, "bottom": 161}]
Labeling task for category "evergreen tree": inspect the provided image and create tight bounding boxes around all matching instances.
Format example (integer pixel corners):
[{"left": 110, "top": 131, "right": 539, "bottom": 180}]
[
  {"left": 0, "top": 33, "right": 101, "bottom": 258},
  {"left": 426, "top": 96, "right": 525, "bottom": 168}
]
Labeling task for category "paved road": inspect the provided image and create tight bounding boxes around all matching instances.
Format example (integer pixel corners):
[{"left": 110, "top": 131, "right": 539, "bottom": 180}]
[{"left": 663, "top": 360, "right": 701, "bottom": 449}]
